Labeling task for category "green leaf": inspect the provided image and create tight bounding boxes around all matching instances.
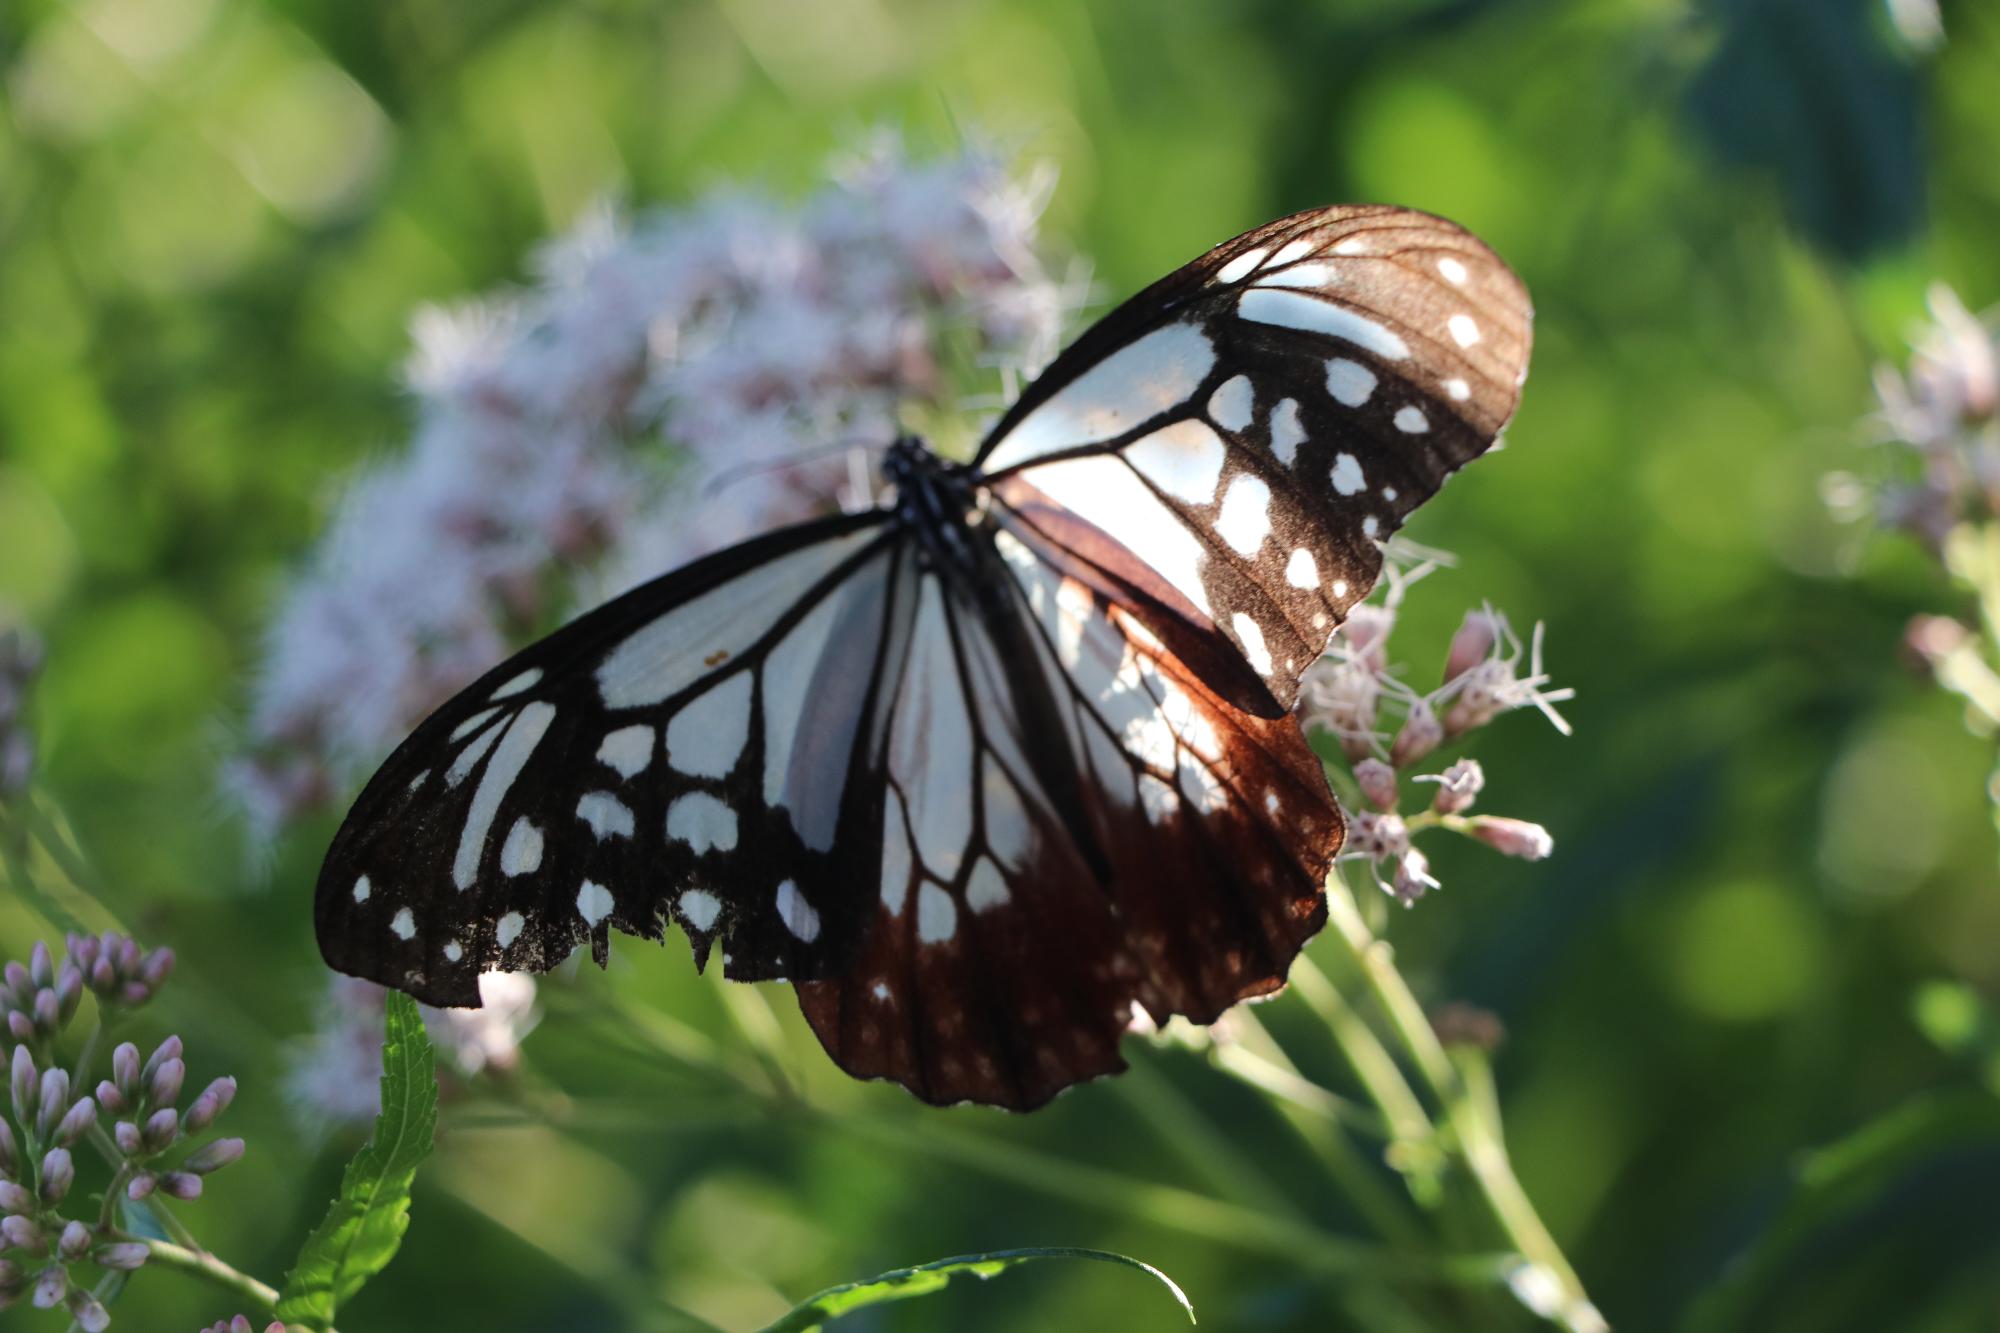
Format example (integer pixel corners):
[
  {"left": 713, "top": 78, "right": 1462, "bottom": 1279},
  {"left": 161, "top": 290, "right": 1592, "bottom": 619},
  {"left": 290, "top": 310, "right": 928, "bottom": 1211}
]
[
  {"left": 276, "top": 991, "right": 440, "bottom": 1330},
  {"left": 756, "top": 1246, "right": 1196, "bottom": 1333}
]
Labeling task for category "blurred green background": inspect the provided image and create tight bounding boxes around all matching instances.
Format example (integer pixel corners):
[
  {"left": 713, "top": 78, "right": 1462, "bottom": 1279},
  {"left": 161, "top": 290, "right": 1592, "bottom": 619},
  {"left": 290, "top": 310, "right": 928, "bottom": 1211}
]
[{"left": 4, "top": 0, "right": 2000, "bottom": 1329}]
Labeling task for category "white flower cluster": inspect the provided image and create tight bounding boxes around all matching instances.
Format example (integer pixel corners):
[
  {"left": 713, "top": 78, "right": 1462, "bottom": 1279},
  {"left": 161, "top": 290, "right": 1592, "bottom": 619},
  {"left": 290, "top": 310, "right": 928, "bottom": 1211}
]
[
  {"left": 1298, "top": 554, "right": 1572, "bottom": 904},
  {"left": 226, "top": 137, "right": 1069, "bottom": 842}
]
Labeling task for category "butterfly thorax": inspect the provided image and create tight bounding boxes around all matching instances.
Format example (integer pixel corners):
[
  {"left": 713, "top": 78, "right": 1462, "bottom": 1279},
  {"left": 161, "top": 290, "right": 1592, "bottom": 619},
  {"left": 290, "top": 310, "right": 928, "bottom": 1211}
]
[{"left": 883, "top": 436, "right": 983, "bottom": 576}]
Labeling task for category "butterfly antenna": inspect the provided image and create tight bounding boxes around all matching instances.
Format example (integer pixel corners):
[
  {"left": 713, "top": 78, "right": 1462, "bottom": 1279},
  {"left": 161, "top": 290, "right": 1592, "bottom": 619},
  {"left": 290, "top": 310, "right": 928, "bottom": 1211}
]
[{"left": 699, "top": 438, "right": 894, "bottom": 501}]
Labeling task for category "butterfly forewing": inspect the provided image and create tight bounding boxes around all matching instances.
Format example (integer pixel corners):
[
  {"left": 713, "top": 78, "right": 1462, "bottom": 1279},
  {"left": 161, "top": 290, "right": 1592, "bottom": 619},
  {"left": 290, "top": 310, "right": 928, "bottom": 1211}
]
[
  {"left": 314, "top": 512, "right": 903, "bottom": 1007},
  {"left": 974, "top": 205, "right": 1532, "bottom": 711}
]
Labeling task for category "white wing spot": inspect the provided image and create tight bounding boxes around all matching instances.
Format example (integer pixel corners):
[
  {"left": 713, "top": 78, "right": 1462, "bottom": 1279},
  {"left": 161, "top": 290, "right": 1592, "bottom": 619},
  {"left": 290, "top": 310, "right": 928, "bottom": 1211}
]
[
  {"left": 1325, "top": 358, "right": 1377, "bottom": 407},
  {"left": 1382, "top": 486, "right": 1399, "bottom": 501},
  {"left": 1216, "top": 248, "right": 1266, "bottom": 284},
  {"left": 445, "top": 723, "right": 502, "bottom": 788},
  {"left": 390, "top": 908, "right": 415, "bottom": 941},
  {"left": 1332, "top": 579, "right": 1350, "bottom": 597},
  {"left": 1256, "top": 261, "right": 1332, "bottom": 289},
  {"left": 454, "top": 703, "right": 557, "bottom": 890},
  {"left": 1362, "top": 515, "right": 1381, "bottom": 538},
  {"left": 1286, "top": 547, "right": 1319, "bottom": 589},
  {"left": 596, "top": 724, "right": 654, "bottom": 779},
  {"left": 981, "top": 322, "right": 1216, "bottom": 470},
  {"left": 1394, "top": 406, "right": 1429, "bottom": 434},
  {"left": 966, "top": 858, "right": 1010, "bottom": 913},
  {"left": 1265, "top": 790, "right": 1282, "bottom": 815},
  {"left": 1445, "top": 377, "right": 1471, "bottom": 401},
  {"left": 496, "top": 911, "right": 524, "bottom": 949},
  {"left": 1330, "top": 452, "right": 1366, "bottom": 496},
  {"left": 443, "top": 940, "right": 463, "bottom": 963},
  {"left": 1126, "top": 417, "right": 1229, "bottom": 504},
  {"left": 665, "top": 673, "right": 752, "bottom": 778},
  {"left": 576, "top": 879, "right": 614, "bottom": 927},
  {"left": 1271, "top": 238, "right": 1314, "bottom": 265},
  {"left": 666, "top": 792, "right": 738, "bottom": 854},
  {"left": 500, "top": 818, "right": 543, "bottom": 875},
  {"left": 1215, "top": 474, "right": 1273, "bottom": 556},
  {"left": 1208, "top": 375, "right": 1254, "bottom": 432},
  {"left": 1239, "top": 289, "right": 1410, "bottom": 359},
  {"left": 871, "top": 981, "right": 892, "bottom": 1002},
  {"left": 352, "top": 875, "right": 371, "bottom": 904},
  {"left": 1448, "top": 314, "right": 1481, "bottom": 347},
  {"left": 489, "top": 668, "right": 542, "bottom": 701},
  {"left": 1232, "top": 613, "right": 1274, "bottom": 676},
  {"left": 576, "top": 791, "right": 635, "bottom": 840},
  {"left": 1438, "top": 256, "right": 1470, "bottom": 284},
  {"left": 1269, "top": 397, "right": 1305, "bottom": 467},
  {"left": 679, "top": 889, "right": 722, "bottom": 932},
  {"left": 451, "top": 707, "right": 501, "bottom": 742},
  {"left": 917, "top": 883, "right": 957, "bottom": 944},
  {"left": 775, "top": 879, "right": 820, "bottom": 943}
]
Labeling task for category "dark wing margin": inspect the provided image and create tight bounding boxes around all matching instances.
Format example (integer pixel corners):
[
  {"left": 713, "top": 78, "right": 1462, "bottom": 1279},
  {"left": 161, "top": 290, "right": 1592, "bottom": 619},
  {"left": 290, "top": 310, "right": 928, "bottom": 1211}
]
[
  {"left": 795, "top": 502, "right": 1340, "bottom": 1110},
  {"left": 970, "top": 204, "right": 1533, "bottom": 711},
  {"left": 314, "top": 509, "right": 907, "bottom": 1008}
]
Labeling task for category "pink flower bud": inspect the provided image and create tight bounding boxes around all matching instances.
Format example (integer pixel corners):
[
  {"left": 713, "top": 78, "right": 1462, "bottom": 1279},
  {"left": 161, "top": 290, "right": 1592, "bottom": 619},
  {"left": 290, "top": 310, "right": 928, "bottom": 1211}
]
[
  {"left": 1352, "top": 758, "right": 1398, "bottom": 811},
  {"left": 184, "top": 1137, "right": 245, "bottom": 1176},
  {"left": 143, "top": 1108, "right": 179, "bottom": 1152},
  {"left": 94, "top": 1242, "right": 149, "bottom": 1271},
  {"left": 67, "top": 1288, "right": 111, "bottom": 1333},
  {"left": 54, "top": 1096, "right": 96, "bottom": 1148},
  {"left": 65, "top": 935, "right": 99, "bottom": 968},
  {"left": 54, "top": 969, "right": 81, "bottom": 1025},
  {"left": 31, "top": 988, "right": 58, "bottom": 1034},
  {"left": 141, "top": 948, "right": 175, "bottom": 990},
  {"left": 159, "top": 1171, "right": 202, "bottom": 1200},
  {"left": 9, "top": 1046, "right": 35, "bottom": 1120},
  {"left": 114, "top": 1120, "right": 142, "bottom": 1156},
  {"left": 147, "top": 1058, "right": 185, "bottom": 1110},
  {"left": 1390, "top": 698, "right": 1443, "bottom": 768},
  {"left": 31, "top": 1263, "right": 65, "bottom": 1310},
  {"left": 0, "top": 1118, "right": 15, "bottom": 1175},
  {"left": 57, "top": 1220, "right": 90, "bottom": 1262},
  {"left": 1469, "top": 816, "right": 1554, "bottom": 861},
  {"left": 1443, "top": 608, "right": 1502, "bottom": 685},
  {"left": 95, "top": 1081, "right": 127, "bottom": 1116},
  {"left": 27, "top": 943, "right": 52, "bottom": 990},
  {"left": 1338, "top": 605, "right": 1395, "bottom": 673},
  {"left": 89, "top": 959, "right": 115, "bottom": 993},
  {"left": 141, "top": 1036, "right": 182, "bottom": 1087},
  {"left": 1390, "top": 848, "right": 1440, "bottom": 905},
  {"left": 125, "top": 1171, "right": 156, "bottom": 1201},
  {"left": 1427, "top": 758, "right": 1485, "bottom": 815},
  {"left": 1, "top": 963, "right": 26, "bottom": 995},
  {"left": 183, "top": 1077, "right": 237, "bottom": 1133},
  {"left": 5, "top": 1011, "right": 30, "bottom": 1043},
  {"left": 1346, "top": 810, "right": 1410, "bottom": 861},
  {"left": 38, "top": 1148, "right": 72, "bottom": 1203},
  {"left": 0, "top": 1214, "right": 44, "bottom": 1254},
  {"left": 111, "top": 1043, "right": 140, "bottom": 1102},
  {"left": 35, "top": 1069, "right": 69, "bottom": 1139},
  {"left": 0, "top": 1179, "right": 31, "bottom": 1213}
]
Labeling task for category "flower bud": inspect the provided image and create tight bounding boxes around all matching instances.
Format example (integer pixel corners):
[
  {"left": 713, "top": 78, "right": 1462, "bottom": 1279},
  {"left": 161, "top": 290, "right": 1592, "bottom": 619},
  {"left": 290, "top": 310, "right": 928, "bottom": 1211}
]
[
  {"left": 94, "top": 1242, "right": 149, "bottom": 1271},
  {"left": 35, "top": 1069, "right": 70, "bottom": 1140},
  {"left": 67, "top": 1288, "right": 110, "bottom": 1333},
  {"left": 1428, "top": 758, "right": 1485, "bottom": 815},
  {"left": 159, "top": 1171, "right": 202, "bottom": 1200},
  {"left": 120, "top": 982, "right": 150, "bottom": 1006},
  {"left": 27, "top": 943, "right": 52, "bottom": 991},
  {"left": 89, "top": 959, "right": 115, "bottom": 994},
  {"left": 31, "top": 989, "right": 58, "bottom": 1036},
  {"left": 1442, "top": 608, "right": 1502, "bottom": 686},
  {"left": 111, "top": 1043, "right": 140, "bottom": 1102},
  {"left": 57, "top": 1220, "right": 90, "bottom": 1262},
  {"left": 0, "top": 1116, "right": 16, "bottom": 1175},
  {"left": 0, "top": 1180, "right": 32, "bottom": 1213},
  {"left": 141, "top": 948, "right": 175, "bottom": 990},
  {"left": 6, "top": 1012, "right": 32, "bottom": 1043},
  {"left": 114, "top": 938, "right": 139, "bottom": 975},
  {"left": 1, "top": 1214, "right": 44, "bottom": 1254},
  {"left": 143, "top": 1108, "right": 179, "bottom": 1152},
  {"left": 53, "top": 969, "right": 82, "bottom": 1026},
  {"left": 0, "top": 1256, "right": 20, "bottom": 1293},
  {"left": 95, "top": 1081, "right": 127, "bottom": 1116},
  {"left": 1353, "top": 758, "right": 1398, "bottom": 812},
  {"left": 53, "top": 1097, "right": 96, "bottom": 1148},
  {"left": 31, "top": 1262, "right": 65, "bottom": 1309},
  {"left": 38, "top": 1148, "right": 72, "bottom": 1203},
  {"left": 182, "top": 1077, "right": 236, "bottom": 1133},
  {"left": 1389, "top": 698, "right": 1443, "bottom": 768},
  {"left": 1339, "top": 604, "right": 1395, "bottom": 673},
  {"left": 1469, "top": 816, "right": 1554, "bottom": 861},
  {"left": 65, "top": 935, "right": 99, "bottom": 968},
  {"left": 1, "top": 963, "right": 26, "bottom": 996},
  {"left": 1346, "top": 810, "right": 1410, "bottom": 862},
  {"left": 1390, "top": 847, "right": 1439, "bottom": 905},
  {"left": 114, "top": 1120, "right": 142, "bottom": 1156},
  {"left": 125, "top": 1171, "right": 156, "bottom": 1201},
  {"left": 141, "top": 1036, "right": 182, "bottom": 1089},
  {"left": 147, "top": 1058, "right": 185, "bottom": 1110},
  {"left": 9, "top": 1046, "right": 35, "bottom": 1122},
  {"left": 184, "top": 1137, "right": 244, "bottom": 1176}
]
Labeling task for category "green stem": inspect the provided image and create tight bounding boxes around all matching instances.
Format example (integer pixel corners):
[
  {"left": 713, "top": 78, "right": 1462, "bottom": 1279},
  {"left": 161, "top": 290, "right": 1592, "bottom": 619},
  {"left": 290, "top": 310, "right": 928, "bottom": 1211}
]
[
  {"left": 1322, "top": 874, "right": 1600, "bottom": 1326},
  {"left": 131, "top": 1237, "right": 326, "bottom": 1329},
  {"left": 1118, "top": 1053, "right": 1305, "bottom": 1221}
]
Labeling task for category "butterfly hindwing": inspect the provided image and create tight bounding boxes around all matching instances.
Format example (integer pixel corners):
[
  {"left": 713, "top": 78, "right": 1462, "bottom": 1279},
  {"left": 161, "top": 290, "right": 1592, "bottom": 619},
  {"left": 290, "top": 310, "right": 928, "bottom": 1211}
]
[
  {"left": 975, "top": 204, "right": 1533, "bottom": 711},
  {"left": 797, "top": 503, "right": 1340, "bottom": 1109},
  {"left": 314, "top": 512, "right": 903, "bottom": 1007}
]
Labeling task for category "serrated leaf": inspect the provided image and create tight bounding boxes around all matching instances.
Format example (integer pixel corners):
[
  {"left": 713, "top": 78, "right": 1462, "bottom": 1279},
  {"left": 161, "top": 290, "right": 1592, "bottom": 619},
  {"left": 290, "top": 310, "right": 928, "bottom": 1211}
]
[
  {"left": 276, "top": 991, "right": 439, "bottom": 1330},
  {"left": 756, "top": 1246, "right": 1196, "bottom": 1333}
]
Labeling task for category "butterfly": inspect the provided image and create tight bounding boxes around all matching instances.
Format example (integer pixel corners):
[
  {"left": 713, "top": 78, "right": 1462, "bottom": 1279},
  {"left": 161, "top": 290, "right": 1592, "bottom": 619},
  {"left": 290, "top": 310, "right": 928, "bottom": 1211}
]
[{"left": 315, "top": 204, "right": 1532, "bottom": 1110}]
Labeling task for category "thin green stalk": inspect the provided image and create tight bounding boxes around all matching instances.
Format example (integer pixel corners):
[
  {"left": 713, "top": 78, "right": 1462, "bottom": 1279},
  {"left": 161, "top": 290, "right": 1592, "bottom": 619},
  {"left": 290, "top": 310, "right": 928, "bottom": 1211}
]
[
  {"left": 129, "top": 1237, "right": 328, "bottom": 1330},
  {"left": 1322, "top": 873, "right": 1598, "bottom": 1323},
  {"left": 1117, "top": 1053, "right": 1305, "bottom": 1221}
]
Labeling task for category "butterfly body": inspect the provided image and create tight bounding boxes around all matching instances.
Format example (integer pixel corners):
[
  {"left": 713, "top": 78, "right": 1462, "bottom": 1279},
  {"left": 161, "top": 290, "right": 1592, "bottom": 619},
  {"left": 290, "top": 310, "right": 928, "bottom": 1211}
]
[{"left": 315, "top": 204, "right": 1532, "bottom": 1108}]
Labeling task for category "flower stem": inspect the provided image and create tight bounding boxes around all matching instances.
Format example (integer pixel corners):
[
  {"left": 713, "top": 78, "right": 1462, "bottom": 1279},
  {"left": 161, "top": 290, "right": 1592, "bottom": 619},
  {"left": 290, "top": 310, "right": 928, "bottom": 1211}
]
[
  {"left": 1321, "top": 873, "right": 1602, "bottom": 1328},
  {"left": 130, "top": 1236, "right": 327, "bottom": 1329}
]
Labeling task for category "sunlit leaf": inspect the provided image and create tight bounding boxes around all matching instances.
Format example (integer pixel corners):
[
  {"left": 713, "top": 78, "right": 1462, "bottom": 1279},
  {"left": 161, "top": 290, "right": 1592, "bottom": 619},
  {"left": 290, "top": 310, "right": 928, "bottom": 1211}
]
[
  {"left": 276, "top": 991, "right": 439, "bottom": 1330},
  {"left": 757, "top": 1246, "right": 1196, "bottom": 1332}
]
